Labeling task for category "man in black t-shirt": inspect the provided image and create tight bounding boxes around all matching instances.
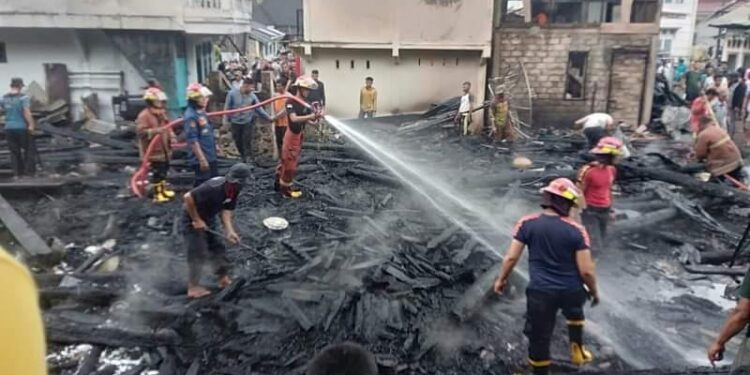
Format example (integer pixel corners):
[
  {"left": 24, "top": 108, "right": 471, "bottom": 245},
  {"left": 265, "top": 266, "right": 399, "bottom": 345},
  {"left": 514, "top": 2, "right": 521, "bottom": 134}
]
[
  {"left": 182, "top": 163, "right": 252, "bottom": 298},
  {"left": 275, "top": 77, "right": 323, "bottom": 198}
]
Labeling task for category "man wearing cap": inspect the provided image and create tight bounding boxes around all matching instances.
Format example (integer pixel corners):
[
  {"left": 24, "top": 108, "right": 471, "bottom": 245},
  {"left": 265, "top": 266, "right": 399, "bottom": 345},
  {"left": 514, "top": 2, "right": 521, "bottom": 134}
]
[
  {"left": 1, "top": 78, "right": 36, "bottom": 178},
  {"left": 490, "top": 88, "right": 513, "bottom": 143},
  {"left": 494, "top": 178, "right": 599, "bottom": 375},
  {"left": 182, "top": 163, "right": 252, "bottom": 298},
  {"left": 184, "top": 83, "right": 217, "bottom": 187},
  {"left": 223, "top": 77, "right": 274, "bottom": 164}
]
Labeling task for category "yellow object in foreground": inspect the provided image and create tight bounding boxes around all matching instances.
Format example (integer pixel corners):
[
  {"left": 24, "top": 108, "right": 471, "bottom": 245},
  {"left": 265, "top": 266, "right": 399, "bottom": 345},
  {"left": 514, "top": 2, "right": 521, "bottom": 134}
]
[{"left": 0, "top": 247, "right": 47, "bottom": 375}]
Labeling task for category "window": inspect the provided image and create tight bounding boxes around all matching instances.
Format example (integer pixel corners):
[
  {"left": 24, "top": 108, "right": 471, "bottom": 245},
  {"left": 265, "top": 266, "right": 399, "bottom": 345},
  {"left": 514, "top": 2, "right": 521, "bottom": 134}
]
[
  {"left": 743, "top": 54, "right": 750, "bottom": 69},
  {"left": 531, "top": 0, "right": 620, "bottom": 24},
  {"left": 631, "top": 0, "right": 658, "bottom": 23},
  {"left": 728, "top": 54, "right": 738, "bottom": 70},
  {"left": 456, "top": 57, "right": 460, "bottom": 66},
  {"left": 350, "top": 60, "right": 355, "bottom": 69},
  {"left": 0, "top": 43, "right": 6, "bottom": 63},
  {"left": 660, "top": 38, "right": 672, "bottom": 54},
  {"left": 418, "top": 58, "right": 422, "bottom": 66},
  {"left": 565, "top": 52, "right": 588, "bottom": 100},
  {"left": 499, "top": 0, "right": 526, "bottom": 24},
  {"left": 335, "top": 60, "right": 340, "bottom": 69},
  {"left": 366, "top": 60, "right": 371, "bottom": 69},
  {"left": 665, "top": 0, "right": 671, "bottom": 3}
]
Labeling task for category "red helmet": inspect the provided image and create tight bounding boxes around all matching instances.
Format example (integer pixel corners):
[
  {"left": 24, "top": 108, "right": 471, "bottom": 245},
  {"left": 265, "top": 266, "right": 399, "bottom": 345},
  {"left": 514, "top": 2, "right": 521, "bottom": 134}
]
[
  {"left": 540, "top": 178, "right": 581, "bottom": 204},
  {"left": 591, "top": 136, "right": 623, "bottom": 155}
]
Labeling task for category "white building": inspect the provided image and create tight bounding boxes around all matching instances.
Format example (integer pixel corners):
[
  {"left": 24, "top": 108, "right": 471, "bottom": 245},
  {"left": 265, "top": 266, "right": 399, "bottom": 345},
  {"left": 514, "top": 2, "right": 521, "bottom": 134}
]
[
  {"left": 0, "top": 0, "right": 255, "bottom": 121},
  {"left": 659, "top": 0, "right": 700, "bottom": 60},
  {"left": 710, "top": 2, "right": 750, "bottom": 69},
  {"left": 293, "top": 0, "right": 494, "bottom": 120}
]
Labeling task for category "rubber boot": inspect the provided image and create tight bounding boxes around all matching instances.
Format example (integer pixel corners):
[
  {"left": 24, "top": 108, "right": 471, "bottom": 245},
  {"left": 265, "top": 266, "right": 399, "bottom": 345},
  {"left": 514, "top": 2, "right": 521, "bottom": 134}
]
[
  {"left": 281, "top": 185, "right": 302, "bottom": 199},
  {"left": 153, "top": 183, "right": 170, "bottom": 204},
  {"left": 160, "top": 181, "right": 175, "bottom": 198},
  {"left": 570, "top": 343, "right": 593, "bottom": 365}
]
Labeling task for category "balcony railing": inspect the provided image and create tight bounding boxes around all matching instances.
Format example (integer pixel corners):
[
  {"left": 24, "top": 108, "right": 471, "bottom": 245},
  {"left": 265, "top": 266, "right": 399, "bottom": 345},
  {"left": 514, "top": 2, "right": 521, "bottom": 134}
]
[{"left": 188, "top": 0, "right": 229, "bottom": 10}]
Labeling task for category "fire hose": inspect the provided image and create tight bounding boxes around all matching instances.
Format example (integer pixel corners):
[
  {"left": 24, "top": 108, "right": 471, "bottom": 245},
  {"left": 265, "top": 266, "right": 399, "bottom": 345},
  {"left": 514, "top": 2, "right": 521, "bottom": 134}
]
[{"left": 130, "top": 93, "right": 313, "bottom": 197}]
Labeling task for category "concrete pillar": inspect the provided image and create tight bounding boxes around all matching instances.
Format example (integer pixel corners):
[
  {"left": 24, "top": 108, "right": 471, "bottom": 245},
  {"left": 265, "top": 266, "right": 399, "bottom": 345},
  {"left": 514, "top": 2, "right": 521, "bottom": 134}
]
[
  {"left": 620, "top": 0, "right": 633, "bottom": 24},
  {"left": 641, "top": 34, "right": 659, "bottom": 126}
]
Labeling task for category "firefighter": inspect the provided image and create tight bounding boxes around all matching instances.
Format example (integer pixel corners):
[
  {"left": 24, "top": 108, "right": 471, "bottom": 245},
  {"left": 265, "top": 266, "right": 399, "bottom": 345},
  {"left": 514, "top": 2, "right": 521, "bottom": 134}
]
[
  {"left": 182, "top": 163, "right": 253, "bottom": 299},
  {"left": 136, "top": 87, "right": 174, "bottom": 203},
  {"left": 577, "top": 136, "right": 622, "bottom": 251},
  {"left": 494, "top": 178, "right": 599, "bottom": 375},
  {"left": 184, "top": 83, "right": 217, "bottom": 187},
  {"left": 275, "top": 77, "right": 324, "bottom": 198}
]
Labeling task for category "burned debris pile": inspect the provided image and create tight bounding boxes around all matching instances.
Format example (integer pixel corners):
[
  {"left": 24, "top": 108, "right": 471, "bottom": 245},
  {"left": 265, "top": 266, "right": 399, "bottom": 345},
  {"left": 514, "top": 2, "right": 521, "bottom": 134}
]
[{"left": 0, "top": 114, "right": 741, "bottom": 375}]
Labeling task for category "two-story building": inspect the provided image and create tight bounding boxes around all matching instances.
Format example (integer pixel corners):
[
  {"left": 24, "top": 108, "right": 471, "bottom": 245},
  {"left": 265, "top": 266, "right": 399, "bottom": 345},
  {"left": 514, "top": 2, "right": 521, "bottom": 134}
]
[
  {"left": 659, "top": 0, "right": 700, "bottom": 60},
  {"left": 494, "top": 0, "right": 661, "bottom": 127},
  {"left": 0, "top": 0, "right": 255, "bottom": 121},
  {"left": 293, "top": 0, "right": 494, "bottom": 120}
]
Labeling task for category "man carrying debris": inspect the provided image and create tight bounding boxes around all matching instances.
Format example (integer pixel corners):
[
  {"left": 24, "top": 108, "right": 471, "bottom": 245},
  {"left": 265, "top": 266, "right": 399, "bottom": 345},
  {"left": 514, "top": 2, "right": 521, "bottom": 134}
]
[
  {"left": 272, "top": 78, "right": 289, "bottom": 158},
  {"left": 1, "top": 78, "right": 36, "bottom": 178},
  {"left": 359, "top": 77, "right": 377, "bottom": 119},
  {"left": 709, "top": 272, "right": 750, "bottom": 372},
  {"left": 494, "top": 178, "right": 599, "bottom": 375},
  {"left": 276, "top": 77, "right": 324, "bottom": 198},
  {"left": 182, "top": 163, "right": 252, "bottom": 298},
  {"left": 137, "top": 87, "right": 174, "bottom": 203},
  {"left": 184, "top": 83, "right": 218, "bottom": 187},
  {"left": 456, "top": 81, "right": 474, "bottom": 136},
  {"left": 577, "top": 137, "right": 622, "bottom": 251},
  {"left": 694, "top": 116, "right": 744, "bottom": 183},
  {"left": 223, "top": 77, "right": 274, "bottom": 164},
  {"left": 490, "top": 88, "right": 513, "bottom": 143},
  {"left": 574, "top": 112, "right": 613, "bottom": 149}
]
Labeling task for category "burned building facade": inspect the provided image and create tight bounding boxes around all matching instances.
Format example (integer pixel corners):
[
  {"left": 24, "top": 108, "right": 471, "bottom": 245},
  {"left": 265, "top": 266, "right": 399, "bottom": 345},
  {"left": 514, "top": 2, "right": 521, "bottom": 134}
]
[{"left": 493, "top": 0, "right": 660, "bottom": 127}]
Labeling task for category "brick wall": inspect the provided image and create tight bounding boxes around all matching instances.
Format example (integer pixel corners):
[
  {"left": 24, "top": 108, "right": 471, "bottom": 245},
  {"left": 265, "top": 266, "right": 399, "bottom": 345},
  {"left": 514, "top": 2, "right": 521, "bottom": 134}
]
[{"left": 493, "top": 27, "right": 654, "bottom": 128}]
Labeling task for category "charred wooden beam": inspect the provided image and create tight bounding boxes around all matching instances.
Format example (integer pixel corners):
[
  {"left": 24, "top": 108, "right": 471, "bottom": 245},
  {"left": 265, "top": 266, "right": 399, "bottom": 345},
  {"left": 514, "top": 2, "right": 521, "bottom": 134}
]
[
  {"left": 346, "top": 167, "right": 401, "bottom": 187},
  {"left": 0, "top": 193, "right": 54, "bottom": 258},
  {"left": 610, "top": 207, "right": 678, "bottom": 235}
]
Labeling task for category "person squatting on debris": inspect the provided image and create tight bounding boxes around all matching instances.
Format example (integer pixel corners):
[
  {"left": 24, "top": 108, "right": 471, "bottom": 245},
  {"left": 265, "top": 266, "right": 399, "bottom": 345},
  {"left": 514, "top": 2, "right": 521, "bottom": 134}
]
[
  {"left": 184, "top": 83, "right": 218, "bottom": 187},
  {"left": 272, "top": 79, "right": 289, "bottom": 158},
  {"left": 182, "top": 163, "right": 252, "bottom": 298},
  {"left": 1, "top": 78, "right": 36, "bottom": 178},
  {"left": 223, "top": 76, "right": 274, "bottom": 164},
  {"left": 276, "top": 77, "right": 324, "bottom": 198},
  {"left": 359, "top": 77, "right": 377, "bottom": 119},
  {"left": 490, "top": 88, "right": 514, "bottom": 143},
  {"left": 456, "top": 81, "right": 474, "bottom": 136},
  {"left": 0, "top": 245, "right": 47, "bottom": 375},
  {"left": 577, "top": 137, "right": 622, "bottom": 251},
  {"left": 709, "top": 271, "right": 750, "bottom": 373},
  {"left": 694, "top": 116, "right": 744, "bottom": 184},
  {"left": 494, "top": 178, "right": 599, "bottom": 375},
  {"left": 574, "top": 112, "right": 613, "bottom": 150},
  {"left": 136, "top": 87, "right": 175, "bottom": 203},
  {"left": 306, "top": 342, "right": 378, "bottom": 375}
]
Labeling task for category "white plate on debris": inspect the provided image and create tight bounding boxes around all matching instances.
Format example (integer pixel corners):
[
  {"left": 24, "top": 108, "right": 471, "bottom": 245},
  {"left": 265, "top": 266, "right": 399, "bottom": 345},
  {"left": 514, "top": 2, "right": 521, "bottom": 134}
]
[{"left": 263, "top": 217, "right": 289, "bottom": 231}]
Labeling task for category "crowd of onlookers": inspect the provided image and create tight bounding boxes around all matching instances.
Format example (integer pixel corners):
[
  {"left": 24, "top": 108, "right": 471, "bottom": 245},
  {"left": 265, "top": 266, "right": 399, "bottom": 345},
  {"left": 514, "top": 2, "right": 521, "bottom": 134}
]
[
  {"left": 217, "top": 50, "right": 299, "bottom": 93},
  {"left": 659, "top": 58, "right": 750, "bottom": 142}
]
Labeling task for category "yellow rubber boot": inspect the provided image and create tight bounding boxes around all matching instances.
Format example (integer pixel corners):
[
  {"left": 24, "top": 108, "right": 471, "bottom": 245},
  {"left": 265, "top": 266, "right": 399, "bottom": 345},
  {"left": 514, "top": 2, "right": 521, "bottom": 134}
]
[
  {"left": 160, "top": 181, "right": 175, "bottom": 198},
  {"left": 570, "top": 343, "right": 593, "bottom": 365},
  {"left": 153, "top": 184, "right": 170, "bottom": 204}
]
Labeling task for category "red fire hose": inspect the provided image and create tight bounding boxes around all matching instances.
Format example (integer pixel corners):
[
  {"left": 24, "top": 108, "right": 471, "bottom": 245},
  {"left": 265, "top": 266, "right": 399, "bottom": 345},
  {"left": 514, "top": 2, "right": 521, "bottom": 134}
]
[{"left": 130, "top": 93, "right": 310, "bottom": 197}]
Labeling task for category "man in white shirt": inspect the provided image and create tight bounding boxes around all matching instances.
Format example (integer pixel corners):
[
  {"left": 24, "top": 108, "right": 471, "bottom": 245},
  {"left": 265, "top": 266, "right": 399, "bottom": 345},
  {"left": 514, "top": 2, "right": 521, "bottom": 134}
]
[
  {"left": 575, "top": 113, "right": 614, "bottom": 149},
  {"left": 455, "top": 81, "right": 474, "bottom": 136}
]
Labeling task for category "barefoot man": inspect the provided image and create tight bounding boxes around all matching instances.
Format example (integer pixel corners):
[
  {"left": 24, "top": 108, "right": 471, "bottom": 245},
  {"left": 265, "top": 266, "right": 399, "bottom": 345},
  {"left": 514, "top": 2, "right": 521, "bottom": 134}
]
[{"left": 182, "top": 163, "right": 253, "bottom": 298}]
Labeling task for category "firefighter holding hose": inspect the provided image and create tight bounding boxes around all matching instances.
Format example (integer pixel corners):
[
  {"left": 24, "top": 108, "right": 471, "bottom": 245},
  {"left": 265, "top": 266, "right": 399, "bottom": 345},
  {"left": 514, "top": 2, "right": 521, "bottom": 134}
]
[
  {"left": 275, "top": 76, "right": 324, "bottom": 198},
  {"left": 184, "top": 83, "right": 218, "bottom": 187},
  {"left": 494, "top": 178, "right": 599, "bottom": 375},
  {"left": 136, "top": 87, "right": 175, "bottom": 203}
]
